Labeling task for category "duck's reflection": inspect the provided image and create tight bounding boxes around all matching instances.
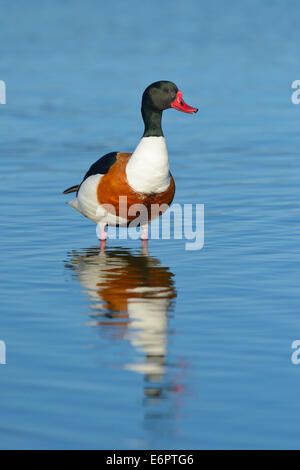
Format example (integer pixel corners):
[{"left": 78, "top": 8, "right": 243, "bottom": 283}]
[{"left": 65, "top": 246, "right": 179, "bottom": 400}]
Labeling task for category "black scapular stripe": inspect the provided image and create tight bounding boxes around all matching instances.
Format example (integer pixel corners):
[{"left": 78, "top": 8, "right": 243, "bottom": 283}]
[
  {"left": 62, "top": 152, "right": 118, "bottom": 195},
  {"left": 82, "top": 152, "right": 118, "bottom": 181}
]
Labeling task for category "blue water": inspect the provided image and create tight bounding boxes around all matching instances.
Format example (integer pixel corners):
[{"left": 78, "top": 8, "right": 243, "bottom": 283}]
[{"left": 1, "top": 0, "right": 300, "bottom": 449}]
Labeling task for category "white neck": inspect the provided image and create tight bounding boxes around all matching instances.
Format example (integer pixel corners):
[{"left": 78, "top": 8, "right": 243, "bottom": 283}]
[{"left": 126, "top": 136, "right": 170, "bottom": 194}]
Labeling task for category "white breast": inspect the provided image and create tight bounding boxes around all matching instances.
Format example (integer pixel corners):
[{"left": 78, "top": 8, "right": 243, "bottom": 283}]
[{"left": 125, "top": 136, "right": 170, "bottom": 194}]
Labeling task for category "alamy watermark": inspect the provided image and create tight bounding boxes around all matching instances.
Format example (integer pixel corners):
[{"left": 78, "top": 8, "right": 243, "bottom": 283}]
[
  {"left": 291, "top": 340, "right": 300, "bottom": 365},
  {"left": 0, "top": 340, "right": 6, "bottom": 364},
  {"left": 291, "top": 80, "right": 300, "bottom": 104},
  {"left": 96, "top": 198, "right": 204, "bottom": 250},
  {"left": 0, "top": 80, "right": 6, "bottom": 104}
]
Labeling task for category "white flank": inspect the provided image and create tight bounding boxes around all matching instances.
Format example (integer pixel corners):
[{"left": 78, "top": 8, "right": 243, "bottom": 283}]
[
  {"left": 126, "top": 136, "right": 170, "bottom": 194},
  {"left": 70, "top": 174, "right": 128, "bottom": 226},
  {"left": 76, "top": 175, "right": 103, "bottom": 222}
]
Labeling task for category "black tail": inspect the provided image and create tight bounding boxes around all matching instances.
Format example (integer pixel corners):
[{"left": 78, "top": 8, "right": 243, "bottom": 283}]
[{"left": 63, "top": 185, "right": 79, "bottom": 194}]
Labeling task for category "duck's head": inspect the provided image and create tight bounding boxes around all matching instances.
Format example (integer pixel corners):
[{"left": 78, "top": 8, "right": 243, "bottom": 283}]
[
  {"left": 142, "top": 81, "right": 198, "bottom": 115},
  {"left": 141, "top": 81, "right": 198, "bottom": 137}
]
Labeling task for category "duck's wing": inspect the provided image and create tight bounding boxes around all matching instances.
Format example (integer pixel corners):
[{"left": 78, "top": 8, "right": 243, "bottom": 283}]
[
  {"left": 82, "top": 152, "right": 118, "bottom": 181},
  {"left": 62, "top": 151, "right": 118, "bottom": 194}
]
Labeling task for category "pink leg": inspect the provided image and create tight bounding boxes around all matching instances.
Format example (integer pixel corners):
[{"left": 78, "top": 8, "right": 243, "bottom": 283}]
[
  {"left": 141, "top": 225, "right": 148, "bottom": 240},
  {"left": 99, "top": 229, "right": 107, "bottom": 240},
  {"left": 100, "top": 239, "right": 106, "bottom": 252},
  {"left": 96, "top": 223, "right": 107, "bottom": 241},
  {"left": 141, "top": 239, "right": 148, "bottom": 249},
  {"left": 141, "top": 225, "right": 148, "bottom": 249}
]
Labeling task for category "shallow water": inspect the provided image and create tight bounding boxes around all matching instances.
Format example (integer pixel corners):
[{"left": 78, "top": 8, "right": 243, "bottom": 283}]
[{"left": 1, "top": 0, "right": 300, "bottom": 449}]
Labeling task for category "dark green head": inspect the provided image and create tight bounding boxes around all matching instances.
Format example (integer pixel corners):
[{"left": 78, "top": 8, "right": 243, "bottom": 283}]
[{"left": 141, "top": 81, "right": 198, "bottom": 137}]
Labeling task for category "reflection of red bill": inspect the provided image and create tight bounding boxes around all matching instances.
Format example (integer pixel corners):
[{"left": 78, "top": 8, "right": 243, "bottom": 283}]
[{"left": 171, "top": 90, "right": 198, "bottom": 114}]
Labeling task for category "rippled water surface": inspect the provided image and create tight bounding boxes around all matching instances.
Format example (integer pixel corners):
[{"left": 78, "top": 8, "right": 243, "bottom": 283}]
[{"left": 1, "top": 0, "right": 300, "bottom": 449}]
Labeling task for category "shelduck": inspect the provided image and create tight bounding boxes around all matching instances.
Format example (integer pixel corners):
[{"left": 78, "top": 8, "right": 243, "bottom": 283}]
[{"left": 63, "top": 81, "right": 198, "bottom": 244}]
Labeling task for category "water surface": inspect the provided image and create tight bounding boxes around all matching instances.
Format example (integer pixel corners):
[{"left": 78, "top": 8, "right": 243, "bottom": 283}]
[{"left": 1, "top": 0, "right": 300, "bottom": 449}]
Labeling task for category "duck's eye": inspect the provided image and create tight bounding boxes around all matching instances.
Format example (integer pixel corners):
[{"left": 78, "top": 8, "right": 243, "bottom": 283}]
[
  {"left": 163, "top": 88, "right": 169, "bottom": 94},
  {"left": 180, "top": 100, "right": 184, "bottom": 105}
]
